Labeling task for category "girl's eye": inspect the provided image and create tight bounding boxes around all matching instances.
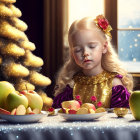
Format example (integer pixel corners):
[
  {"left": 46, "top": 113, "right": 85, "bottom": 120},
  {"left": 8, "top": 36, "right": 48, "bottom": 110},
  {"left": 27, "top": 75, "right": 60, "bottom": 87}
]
[
  {"left": 88, "top": 44, "right": 96, "bottom": 48},
  {"left": 74, "top": 48, "right": 82, "bottom": 53},
  {"left": 74, "top": 49, "right": 82, "bottom": 53}
]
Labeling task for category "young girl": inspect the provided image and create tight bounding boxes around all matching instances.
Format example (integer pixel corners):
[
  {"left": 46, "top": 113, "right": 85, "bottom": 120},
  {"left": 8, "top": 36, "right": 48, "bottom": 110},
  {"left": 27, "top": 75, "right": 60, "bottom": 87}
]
[{"left": 52, "top": 15, "right": 133, "bottom": 109}]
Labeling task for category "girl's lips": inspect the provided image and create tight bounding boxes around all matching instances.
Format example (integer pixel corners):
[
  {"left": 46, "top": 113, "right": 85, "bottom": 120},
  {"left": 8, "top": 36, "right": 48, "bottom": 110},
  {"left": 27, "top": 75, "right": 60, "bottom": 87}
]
[{"left": 83, "top": 60, "right": 92, "bottom": 63}]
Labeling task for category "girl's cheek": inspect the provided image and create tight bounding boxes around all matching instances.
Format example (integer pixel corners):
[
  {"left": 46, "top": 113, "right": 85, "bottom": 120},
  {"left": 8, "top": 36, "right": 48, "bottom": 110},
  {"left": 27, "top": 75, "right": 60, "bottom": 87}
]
[{"left": 75, "top": 54, "right": 82, "bottom": 62}]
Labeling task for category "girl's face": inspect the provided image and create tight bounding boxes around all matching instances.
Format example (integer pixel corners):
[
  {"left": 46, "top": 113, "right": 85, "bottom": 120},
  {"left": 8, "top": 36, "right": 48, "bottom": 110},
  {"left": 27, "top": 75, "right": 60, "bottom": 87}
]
[{"left": 71, "top": 29, "right": 107, "bottom": 72}]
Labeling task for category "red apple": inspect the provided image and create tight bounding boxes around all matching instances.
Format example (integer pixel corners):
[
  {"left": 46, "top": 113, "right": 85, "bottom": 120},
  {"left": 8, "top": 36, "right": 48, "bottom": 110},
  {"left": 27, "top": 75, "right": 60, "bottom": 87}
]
[
  {"left": 61, "top": 100, "right": 80, "bottom": 111},
  {"left": 81, "top": 103, "right": 96, "bottom": 111}
]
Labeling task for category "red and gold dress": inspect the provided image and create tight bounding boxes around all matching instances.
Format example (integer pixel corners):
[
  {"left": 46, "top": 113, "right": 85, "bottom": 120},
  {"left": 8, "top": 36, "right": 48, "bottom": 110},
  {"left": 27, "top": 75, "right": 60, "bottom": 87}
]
[
  {"left": 52, "top": 70, "right": 130, "bottom": 109},
  {"left": 73, "top": 70, "right": 117, "bottom": 108}
]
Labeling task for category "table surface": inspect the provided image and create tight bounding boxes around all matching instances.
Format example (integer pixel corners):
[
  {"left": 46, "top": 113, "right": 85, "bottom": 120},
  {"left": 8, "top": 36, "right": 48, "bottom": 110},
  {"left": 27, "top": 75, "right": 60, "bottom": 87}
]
[{"left": 0, "top": 112, "right": 140, "bottom": 140}]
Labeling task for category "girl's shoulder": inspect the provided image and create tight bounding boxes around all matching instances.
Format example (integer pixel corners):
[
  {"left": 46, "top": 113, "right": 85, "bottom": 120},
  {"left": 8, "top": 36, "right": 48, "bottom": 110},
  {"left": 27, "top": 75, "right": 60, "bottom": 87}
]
[{"left": 112, "top": 74, "right": 123, "bottom": 87}]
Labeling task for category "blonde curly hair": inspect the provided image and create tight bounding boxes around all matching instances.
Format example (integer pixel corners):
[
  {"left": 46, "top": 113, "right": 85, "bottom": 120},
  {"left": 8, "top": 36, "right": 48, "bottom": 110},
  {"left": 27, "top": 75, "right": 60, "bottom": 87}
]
[{"left": 54, "top": 17, "right": 133, "bottom": 96}]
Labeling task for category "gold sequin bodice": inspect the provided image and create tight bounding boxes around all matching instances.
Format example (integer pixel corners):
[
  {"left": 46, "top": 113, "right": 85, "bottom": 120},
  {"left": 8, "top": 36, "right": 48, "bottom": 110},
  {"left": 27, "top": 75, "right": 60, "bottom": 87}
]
[{"left": 73, "top": 71, "right": 117, "bottom": 108}]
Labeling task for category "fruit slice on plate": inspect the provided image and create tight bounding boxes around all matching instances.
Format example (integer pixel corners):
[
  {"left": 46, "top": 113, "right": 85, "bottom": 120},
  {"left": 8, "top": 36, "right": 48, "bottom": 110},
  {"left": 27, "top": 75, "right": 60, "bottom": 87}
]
[
  {"left": 68, "top": 109, "right": 77, "bottom": 114},
  {"left": 81, "top": 103, "right": 96, "bottom": 111},
  {"left": 26, "top": 107, "right": 33, "bottom": 114},
  {"left": 0, "top": 108, "right": 11, "bottom": 115},
  {"left": 95, "top": 107, "right": 106, "bottom": 113},
  {"left": 11, "top": 108, "right": 17, "bottom": 115},
  {"left": 16, "top": 105, "right": 26, "bottom": 115},
  {"left": 61, "top": 100, "right": 81, "bottom": 111},
  {"left": 76, "top": 107, "right": 89, "bottom": 114},
  {"left": 32, "top": 108, "right": 40, "bottom": 114},
  {"left": 89, "top": 109, "right": 95, "bottom": 114}
]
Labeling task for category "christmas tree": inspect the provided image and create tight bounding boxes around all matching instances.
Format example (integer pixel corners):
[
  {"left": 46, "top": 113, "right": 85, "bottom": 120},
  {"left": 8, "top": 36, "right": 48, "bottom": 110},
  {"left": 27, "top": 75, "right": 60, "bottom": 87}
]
[{"left": 0, "top": 0, "right": 53, "bottom": 109}]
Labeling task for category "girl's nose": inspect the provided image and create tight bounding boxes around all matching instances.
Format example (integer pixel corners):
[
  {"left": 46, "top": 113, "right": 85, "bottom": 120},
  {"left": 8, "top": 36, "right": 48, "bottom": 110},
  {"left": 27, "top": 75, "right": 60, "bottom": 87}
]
[{"left": 83, "top": 53, "right": 89, "bottom": 57}]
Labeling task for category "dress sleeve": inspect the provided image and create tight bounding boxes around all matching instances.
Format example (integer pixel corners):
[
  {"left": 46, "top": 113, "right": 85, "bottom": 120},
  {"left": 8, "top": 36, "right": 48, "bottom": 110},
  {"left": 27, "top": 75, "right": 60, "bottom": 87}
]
[
  {"left": 110, "top": 85, "right": 130, "bottom": 108},
  {"left": 52, "top": 85, "right": 73, "bottom": 108}
]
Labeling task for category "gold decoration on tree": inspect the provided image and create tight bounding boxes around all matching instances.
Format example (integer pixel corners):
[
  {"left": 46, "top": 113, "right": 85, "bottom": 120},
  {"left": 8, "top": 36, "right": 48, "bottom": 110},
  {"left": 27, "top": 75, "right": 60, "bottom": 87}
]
[
  {"left": 0, "top": 38, "right": 25, "bottom": 57},
  {"left": 29, "top": 71, "right": 51, "bottom": 87},
  {"left": 2, "top": 61, "right": 29, "bottom": 77},
  {"left": 15, "top": 79, "right": 35, "bottom": 92},
  {"left": 0, "top": 0, "right": 51, "bottom": 106},
  {"left": 23, "top": 50, "right": 44, "bottom": 67}
]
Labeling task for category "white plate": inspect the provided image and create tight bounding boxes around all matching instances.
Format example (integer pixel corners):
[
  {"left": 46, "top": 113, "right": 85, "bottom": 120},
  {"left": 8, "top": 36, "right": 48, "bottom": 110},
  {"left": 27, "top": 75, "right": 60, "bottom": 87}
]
[
  {"left": 48, "top": 108, "right": 60, "bottom": 116},
  {"left": 0, "top": 111, "right": 48, "bottom": 123},
  {"left": 59, "top": 112, "right": 107, "bottom": 121}
]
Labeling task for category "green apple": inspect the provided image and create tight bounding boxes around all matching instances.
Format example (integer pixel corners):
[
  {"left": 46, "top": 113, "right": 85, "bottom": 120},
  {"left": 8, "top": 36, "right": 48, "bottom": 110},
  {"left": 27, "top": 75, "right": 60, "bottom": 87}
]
[
  {"left": 5, "top": 92, "right": 28, "bottom": 111},
  {"left": 129, "top": 90, "right": 140, "bottom": 120},
  {"left": 20, "top": 90, "right": 43, "bottom": 111},
  {"left": 0, "top": 81, "right": 15, "bottom": 108}
]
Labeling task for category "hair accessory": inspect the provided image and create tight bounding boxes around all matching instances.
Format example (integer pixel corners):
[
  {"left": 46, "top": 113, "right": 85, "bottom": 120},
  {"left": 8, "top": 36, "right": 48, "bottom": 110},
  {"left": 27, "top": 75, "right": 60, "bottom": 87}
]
[{"left": 94, "top": 15, "right": 112, "bottom": 38}]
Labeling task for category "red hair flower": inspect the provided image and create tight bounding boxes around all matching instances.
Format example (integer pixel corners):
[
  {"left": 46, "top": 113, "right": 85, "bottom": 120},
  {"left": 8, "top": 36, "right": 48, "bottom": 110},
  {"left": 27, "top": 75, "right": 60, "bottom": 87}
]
[
  {"left": 98, "top": 18, "right": 109, "bottom": 30},
  {"left": 94, "top": 15, "right": 112, "bottom": 38}
]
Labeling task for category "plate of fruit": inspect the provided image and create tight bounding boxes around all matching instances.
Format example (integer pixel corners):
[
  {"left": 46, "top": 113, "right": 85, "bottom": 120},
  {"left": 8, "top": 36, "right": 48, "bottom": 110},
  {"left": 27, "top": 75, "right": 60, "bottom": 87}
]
[
  {"left": 58, "top": 100, "right": 107, "bottom": 121},
  {"left": 0, "top": 105, "right": 48, "bottom": 123},
  {"left": 0, "top": 82, "right": 50, "bottom": 123}
]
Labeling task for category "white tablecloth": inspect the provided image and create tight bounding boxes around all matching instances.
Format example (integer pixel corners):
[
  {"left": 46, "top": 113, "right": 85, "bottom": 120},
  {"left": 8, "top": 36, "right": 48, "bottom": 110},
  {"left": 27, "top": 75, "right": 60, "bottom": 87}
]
[{"left": 0, "top": 112, "right": 139, "bottom": 140}]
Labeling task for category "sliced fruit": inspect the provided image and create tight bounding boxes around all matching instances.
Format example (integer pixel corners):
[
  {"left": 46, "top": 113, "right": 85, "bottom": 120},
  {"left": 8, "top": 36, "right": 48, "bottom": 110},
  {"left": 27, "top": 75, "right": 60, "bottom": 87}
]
[
  {"left": 32, "top": 108, "right": 40, "bottom": 114},
  {"left": 11, "top": 108, "right": 16, "bottom": 115},
  {"left": 16, "top": 105, "right": 26, "bottom": 115},
  {"left": 81, "top": 103, "right": 96, "bottom": 111},
  {"left": 88, "top": 108, "right": 95, "bottom": 114},
  {"left": 68, "top": 109, "right": 77, "bottom": 114},
  {"left": 61, "top": 100, "right": 80, "bottom": 111},
  {"left": 29, "top": 112, "right": 35, "bottom": 115},
  {"left": 26, "top": 107, "right": 33, "bottom": 114},
  {"left": 95, "top": 107, "right": 106, "bottom": 113},
  {"left": 47, "top": 107, "right": 55, "bottom": 115},
  {"left": 76, "top": 107, "right": 89, "bottom": 114},
  {"left": 0, "top": 107, "right": 11, "bottom": 115},
  {"left": 58, "top": 108, "right": 63, "bottom": 113},
  {"left": 62, "top": 108, "right": 70, "bottom": 114}
]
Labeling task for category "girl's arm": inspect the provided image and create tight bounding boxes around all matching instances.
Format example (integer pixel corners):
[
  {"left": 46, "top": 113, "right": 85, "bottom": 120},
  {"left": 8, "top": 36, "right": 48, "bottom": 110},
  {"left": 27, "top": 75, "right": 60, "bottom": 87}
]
[{"left": 110, "top": 75, "right": 130, "bottom": 108}]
